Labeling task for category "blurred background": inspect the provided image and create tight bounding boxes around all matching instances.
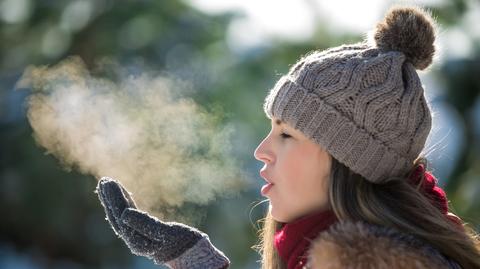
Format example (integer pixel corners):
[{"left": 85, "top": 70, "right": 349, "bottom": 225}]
[{"left": 1, "top": 0, "right": 479, "bottom": 268}]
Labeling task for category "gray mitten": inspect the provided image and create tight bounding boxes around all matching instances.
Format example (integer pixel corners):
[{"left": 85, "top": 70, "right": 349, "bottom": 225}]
[{"left": 96, "top": 177, "right": 230, "bottom": 269}]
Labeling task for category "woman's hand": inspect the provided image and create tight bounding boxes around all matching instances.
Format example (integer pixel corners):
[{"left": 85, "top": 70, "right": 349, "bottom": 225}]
[{"left": 96, "top": 177, "right": 230, "bottom": 269}]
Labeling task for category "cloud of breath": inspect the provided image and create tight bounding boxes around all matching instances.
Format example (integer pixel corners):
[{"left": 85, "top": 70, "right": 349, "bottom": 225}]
[{"left": 18, "top": 57, "right": 250, "bottom": 223}]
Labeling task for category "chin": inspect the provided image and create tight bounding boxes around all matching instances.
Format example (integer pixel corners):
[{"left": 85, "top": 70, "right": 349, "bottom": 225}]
[{"left": 269, "top": 205, "right": 293, "bottom": 223}]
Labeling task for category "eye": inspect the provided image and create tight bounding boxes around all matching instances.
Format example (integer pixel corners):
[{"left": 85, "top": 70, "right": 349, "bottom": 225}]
[{"left": 280, "top": 132, "right": 291, "bottom": 139}]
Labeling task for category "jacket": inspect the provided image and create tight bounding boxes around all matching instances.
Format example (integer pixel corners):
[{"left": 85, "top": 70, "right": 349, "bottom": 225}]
[{"left": 305, "top": 221, "right": 462, "bottom": 269}]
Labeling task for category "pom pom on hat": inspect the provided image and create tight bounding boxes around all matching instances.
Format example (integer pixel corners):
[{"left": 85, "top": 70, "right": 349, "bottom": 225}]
[{"left": 373, "top": 6, "right": 437, "bottom": 70}]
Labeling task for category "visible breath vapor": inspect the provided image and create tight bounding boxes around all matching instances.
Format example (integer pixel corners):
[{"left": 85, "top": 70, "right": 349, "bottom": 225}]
[{"left": 17, "top": 57, "right": 250, "bottom": 224}]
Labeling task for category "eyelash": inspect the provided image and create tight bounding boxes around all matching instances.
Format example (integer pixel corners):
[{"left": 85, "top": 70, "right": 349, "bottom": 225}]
[{"left": 280, "top": 132, "right": 291, "bottom": 139}]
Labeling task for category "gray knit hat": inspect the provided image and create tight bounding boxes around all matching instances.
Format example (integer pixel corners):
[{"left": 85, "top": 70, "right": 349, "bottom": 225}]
[{"left": 263, "top": 6, "right": 437, "bottom": 183}]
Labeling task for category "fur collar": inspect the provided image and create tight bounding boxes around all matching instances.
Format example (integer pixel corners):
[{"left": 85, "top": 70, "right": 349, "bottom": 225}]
[{"left": 306, "top": 221, "right": 460, "bottom": 269}]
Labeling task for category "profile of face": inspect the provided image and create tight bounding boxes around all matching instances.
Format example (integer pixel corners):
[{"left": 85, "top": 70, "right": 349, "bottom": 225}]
[{"left": 254, "top": 117, "right": 332, "bottom": 223}]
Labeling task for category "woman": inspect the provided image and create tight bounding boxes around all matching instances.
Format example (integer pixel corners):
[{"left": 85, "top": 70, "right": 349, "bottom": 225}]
[
  {"left": 251, "top": 5, "right": 480, "bottom": 268},
  {"left": 96, "top": 5, "right": 480, "bottom": 269}
]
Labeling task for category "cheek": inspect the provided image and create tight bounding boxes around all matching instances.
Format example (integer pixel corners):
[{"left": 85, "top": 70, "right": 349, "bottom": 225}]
[
  {"left": 279, "top": 145, "right": 331, "bottom": 203},
  {"left": 280, "top": 144, "right": 330, "bottom": 182}
]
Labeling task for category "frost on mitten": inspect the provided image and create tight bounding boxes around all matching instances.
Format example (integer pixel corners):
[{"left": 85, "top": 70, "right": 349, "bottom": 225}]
[{"left": 96, "top": 177, "right": 230, "bottom": 269}]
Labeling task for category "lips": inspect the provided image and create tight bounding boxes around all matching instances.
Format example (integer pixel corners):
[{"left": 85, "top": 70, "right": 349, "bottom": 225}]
[{"left": 261, "top": 182, "right": 274, "bottom": 196}]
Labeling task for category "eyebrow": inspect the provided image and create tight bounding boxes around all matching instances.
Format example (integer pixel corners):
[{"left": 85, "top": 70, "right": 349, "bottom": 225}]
[{"left": 274, "top": 119, "right": 283, "bottom": 126}]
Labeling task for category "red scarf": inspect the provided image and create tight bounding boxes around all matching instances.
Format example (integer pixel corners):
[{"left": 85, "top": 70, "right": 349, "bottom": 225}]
[
  {"left": 274, "top": 210, "right": 337, "bottom": 269},
  {"left": 408, "top": 164, "right": 463, "bottom": 230},
  {"left": 408, "top": 164, "right": 448, "bottom": 213},
  {"left": 273, "top": 165, "right": 461, "bottom": 269}
]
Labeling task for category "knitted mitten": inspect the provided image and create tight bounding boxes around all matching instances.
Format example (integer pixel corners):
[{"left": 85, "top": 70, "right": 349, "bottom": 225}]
[{"left": 96, "top": 177, "right": 230, "bottom": 269}]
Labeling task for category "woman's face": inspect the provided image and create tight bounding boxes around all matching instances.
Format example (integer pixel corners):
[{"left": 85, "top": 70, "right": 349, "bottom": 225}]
[{"left": 254, "top": 117, "right": 332, "bottom": 223}]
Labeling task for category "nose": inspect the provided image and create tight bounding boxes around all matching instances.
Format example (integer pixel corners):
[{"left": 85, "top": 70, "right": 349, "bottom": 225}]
[{"left": 254, "top": 135, "right": 273, "bottom": 164}]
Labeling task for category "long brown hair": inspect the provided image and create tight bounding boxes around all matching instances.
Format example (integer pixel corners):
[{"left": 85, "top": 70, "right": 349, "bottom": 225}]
[{"left": 252, "top": 156, "right": 480, "bottom": 269}]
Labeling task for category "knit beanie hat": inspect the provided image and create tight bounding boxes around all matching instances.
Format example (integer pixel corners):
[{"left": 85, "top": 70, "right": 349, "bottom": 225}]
[{"left": 263, "top": 6, "right": 437, "bottom": 183}]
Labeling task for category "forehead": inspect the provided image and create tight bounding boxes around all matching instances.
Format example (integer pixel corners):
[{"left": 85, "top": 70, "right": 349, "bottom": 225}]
[
  {"left": 270, "top": 117, "right": 295, "bottom": 131},
  {"left": 270, "top": 117, "right": 284, "bottom": 126}
]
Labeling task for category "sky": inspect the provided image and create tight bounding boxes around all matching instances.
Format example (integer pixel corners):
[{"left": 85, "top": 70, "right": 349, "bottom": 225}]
[{"left": 185, "top": 0, "right": 478, "bottom": 61}]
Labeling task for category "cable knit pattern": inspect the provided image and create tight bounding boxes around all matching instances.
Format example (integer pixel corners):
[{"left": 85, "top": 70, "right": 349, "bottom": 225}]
[
  {"left": 165, "top": 237, "right": 230, "bottom": 269},
  {"left": 264, "top": 42, "right": 432, "bottom": 183},
  {"left": 263, "top": 6, "right": 437, "bottom": 183}
]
